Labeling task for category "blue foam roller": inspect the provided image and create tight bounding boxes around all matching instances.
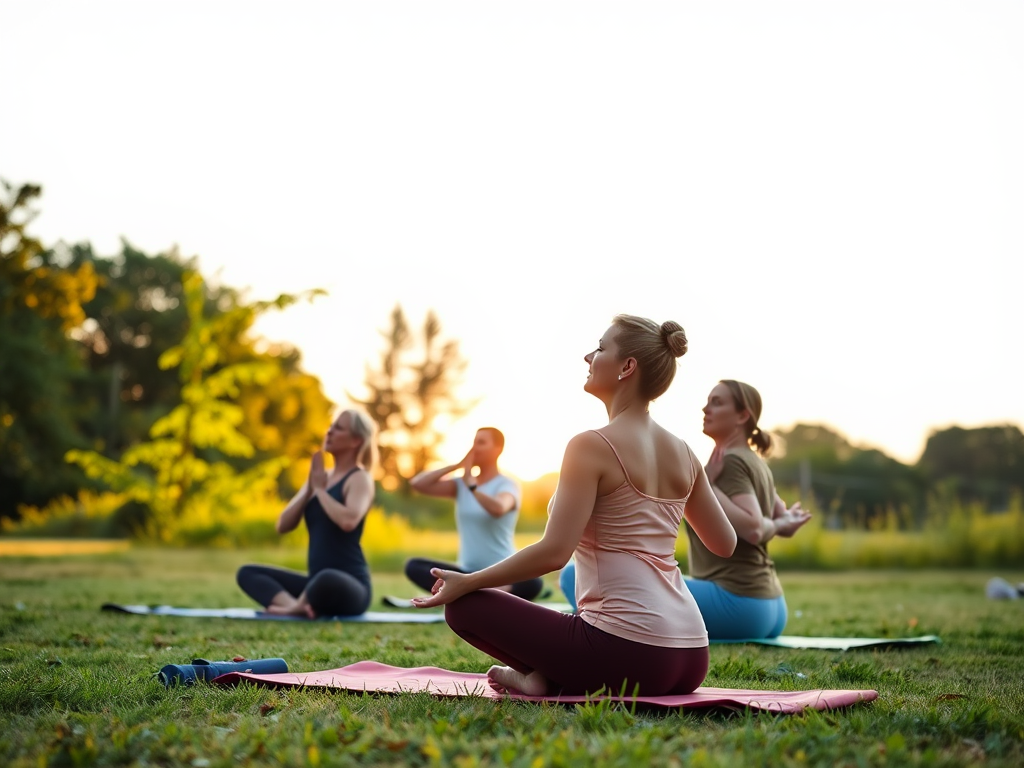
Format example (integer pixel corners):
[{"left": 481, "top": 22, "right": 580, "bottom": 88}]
[{"left": 159, "top": 657, "right": 289, "bottom": 686}]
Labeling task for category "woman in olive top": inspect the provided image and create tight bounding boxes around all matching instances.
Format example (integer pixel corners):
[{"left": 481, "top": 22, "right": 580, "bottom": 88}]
[{"left": 687, "top": 379, "right": 812, "bottom": 639}]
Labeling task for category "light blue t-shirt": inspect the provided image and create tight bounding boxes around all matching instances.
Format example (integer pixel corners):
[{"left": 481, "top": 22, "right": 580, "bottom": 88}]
[{"left": 455, "top": 474, "right": 522, "bottom": 572}]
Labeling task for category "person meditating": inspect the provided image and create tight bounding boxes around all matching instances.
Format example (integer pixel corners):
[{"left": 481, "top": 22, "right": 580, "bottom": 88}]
[
  {"left": 412, "top": 315, "right": 737, "bottom": 697},
  {"left": 684, "top": 379, "right": 812, "bottom": 639},
  {"left": 402, "top": 427, "right": 543, "bottom": 602},
  {"left": 236, "top": 407, "right": 377, "bottom": 618}
]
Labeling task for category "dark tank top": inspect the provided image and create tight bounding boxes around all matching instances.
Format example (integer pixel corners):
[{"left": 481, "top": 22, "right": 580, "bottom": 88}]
[{"left": 304, "top": 467, "right": 372, "bottom": 590}]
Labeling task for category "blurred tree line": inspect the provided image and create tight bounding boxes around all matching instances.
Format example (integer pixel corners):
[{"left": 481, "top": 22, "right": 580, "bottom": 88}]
[
  {"left": 3, "top": 177, "right": 1021, "bottom": 538},
  {"left": 768, "top": 423, "right": 1024, "bottom": 528}
]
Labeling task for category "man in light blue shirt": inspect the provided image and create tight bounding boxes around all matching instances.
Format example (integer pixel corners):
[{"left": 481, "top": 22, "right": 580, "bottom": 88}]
[{"left": 400, "top": 427, "right": 544, "bottom": 601}]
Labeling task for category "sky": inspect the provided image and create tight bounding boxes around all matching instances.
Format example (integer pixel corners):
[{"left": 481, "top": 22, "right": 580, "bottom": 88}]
[{"left": 3, "top": 1, "right": 1022, "bottom": 481}]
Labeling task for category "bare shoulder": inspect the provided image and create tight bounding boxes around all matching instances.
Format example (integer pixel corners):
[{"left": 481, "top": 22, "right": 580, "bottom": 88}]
[
  {"left": 565, "top": 429, "right": 610, "bottom": 457},
  {"left": 349, "top": 468, "right": 375, "bottom": 489}
]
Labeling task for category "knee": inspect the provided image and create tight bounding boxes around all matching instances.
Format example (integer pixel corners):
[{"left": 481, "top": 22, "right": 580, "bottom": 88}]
[
  {"left": 443, "top": 591, "right": 485, "bottom": 633},
  {"left": 236, "top": 564, "right": 255, "bottom": 587}
]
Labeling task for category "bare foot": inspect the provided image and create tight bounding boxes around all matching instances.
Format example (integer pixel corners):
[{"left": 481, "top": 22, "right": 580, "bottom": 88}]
[
  {"left": 264, "top": 604, "right": 294, "bottom": 615},
  {"left": 265, "top": 602, "right": 314, "bottom": 618},
  {"left": 486, "top": 665, "right": 549, "bottom": 696}
]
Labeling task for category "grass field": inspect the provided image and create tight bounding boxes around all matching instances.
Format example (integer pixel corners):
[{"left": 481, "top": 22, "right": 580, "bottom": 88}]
[{"left": 1, "top": 548, "right": 1023, "bottom": 767}]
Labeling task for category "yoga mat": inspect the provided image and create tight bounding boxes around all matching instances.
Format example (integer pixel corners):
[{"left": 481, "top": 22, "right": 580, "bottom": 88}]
[
  {"left": 212, "top": 660, "right": 877, "bottom": 713},
  {"left": 101, "top": 603, "right": 447, "bottom": 623},
  {"left": 159, "top": 658, "right": 288, "bottom": 686},
  {"left": 712, "top": 635, "right": 941, "bottom": 651}
]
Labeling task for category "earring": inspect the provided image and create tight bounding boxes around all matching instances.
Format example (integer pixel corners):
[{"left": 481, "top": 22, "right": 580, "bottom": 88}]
[{"left": 617, "top": 374, "right": 623, "bottom": 380}]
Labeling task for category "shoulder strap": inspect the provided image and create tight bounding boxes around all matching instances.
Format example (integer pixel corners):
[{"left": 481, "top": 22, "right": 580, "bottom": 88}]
[
  {"left": 589, "top": 430, "right": 632, "bottom": 484},
  {"left": 335, "top": 466, "right": 362, "bottom": 501},
  {"left": 681, "top": 444, "right": 699, "bottom": 503}
]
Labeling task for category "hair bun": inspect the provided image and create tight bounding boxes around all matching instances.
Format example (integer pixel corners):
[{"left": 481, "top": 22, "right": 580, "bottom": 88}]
[{"left": 660, "top": 321, "right": 688, "bottom": 358}]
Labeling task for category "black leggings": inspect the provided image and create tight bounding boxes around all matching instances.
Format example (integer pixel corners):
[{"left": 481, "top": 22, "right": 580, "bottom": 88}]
[
  {"left": 405, "top": 557, "right": 544, "bottom": 602},
  {"left": 445, "top": 589, "right": 709, "bottom": 696},
  {"left": 236, "top": 564, "right": 371, "bottom": 617}
]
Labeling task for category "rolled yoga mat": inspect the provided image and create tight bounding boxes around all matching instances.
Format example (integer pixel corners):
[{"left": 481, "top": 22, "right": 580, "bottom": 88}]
[
  {"left": 102, "top": 603, "right": 447, "bottom": 623},
  {"left": 159, "top": 658, "right": 289, "bottom": 686},
  {"left": 212, "top": 660, "right": 877, "bottom": 712}
]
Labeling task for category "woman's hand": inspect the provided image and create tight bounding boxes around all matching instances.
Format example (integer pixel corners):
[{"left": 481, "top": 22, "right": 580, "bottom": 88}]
[
  {"left": 411, "top": 568, "right": 474, "bottom": 609},
  {"left": 309, "top": 450, "right": 328, "bottom": 492},
  {"left": 705, "top": 447, "right": 725, "bottom": 485},
  {"left": 774, "top": 502, "right": 812, "bottom": 538}
]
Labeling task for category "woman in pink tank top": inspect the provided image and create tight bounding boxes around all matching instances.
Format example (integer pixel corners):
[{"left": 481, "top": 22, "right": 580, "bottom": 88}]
[{"left": 413, "top": 314, "right": 737, "bottom": 696}]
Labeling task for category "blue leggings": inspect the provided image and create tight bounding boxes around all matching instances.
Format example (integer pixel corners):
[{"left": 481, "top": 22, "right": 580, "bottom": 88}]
[{"left": 558, "top": 561, "right": 788, "bottom": 640}]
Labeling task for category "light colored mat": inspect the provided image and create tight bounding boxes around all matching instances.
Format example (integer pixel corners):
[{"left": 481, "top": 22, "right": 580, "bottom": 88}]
[
  {"left": 100, "top": 603, "right": 446, "bottom": 623},
  {"left": 711, "top": 635, "right": 941, "bottom": 650}
]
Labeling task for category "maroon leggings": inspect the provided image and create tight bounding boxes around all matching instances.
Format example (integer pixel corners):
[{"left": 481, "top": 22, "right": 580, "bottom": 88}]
[{"left": 445, "top": 589, "right": 709, "bottom": 696}]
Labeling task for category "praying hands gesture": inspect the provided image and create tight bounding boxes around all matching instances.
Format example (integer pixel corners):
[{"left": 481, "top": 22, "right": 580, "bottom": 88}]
[{"left": 308, "top": 450, "right": 328, "bottom": 492}]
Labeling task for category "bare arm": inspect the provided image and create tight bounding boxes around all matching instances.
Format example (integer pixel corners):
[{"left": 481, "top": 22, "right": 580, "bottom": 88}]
[
  {"left": 771, "top": 492, "right": 787, "bottom": 519},
  {"left": 710, "top": 487, "right": 768, "bottom": 546},
  {"left": 313, "top": 470, "right": 376, "bottom": 532},
  {"left": 276, "top": 480, "right": 312, "bottom": 534},
  {"left": 412, "top": 432, "right": 602, "bottom": 607},
  {"left": 683, "top": 461, "right": 738, "bottom": 557},
  {"left": 472, "top": 488, "right": 517, "bottom": 518},
  {"left": 712, "top": 488, "right": 811, "bottom": 544},
  {"left": 409, "top": 463, "right": 460, "bottom": 498}
]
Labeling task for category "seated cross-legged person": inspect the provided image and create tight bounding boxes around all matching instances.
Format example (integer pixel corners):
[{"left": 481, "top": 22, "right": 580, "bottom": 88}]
[
  {"left": 236, "top": 407, "right": 377, "bottom": 618},
  {"left": 684, "top": 379, "right": 812, "bottom": 639},
  {"left": 402, "top": 427, "right": 543, "bottom": 602},
  {"left": 559, "top": 380, "right": 812, "bottom": 640},
  {"left": 412, "top": 315, "right": 736, "bottom": 697}
]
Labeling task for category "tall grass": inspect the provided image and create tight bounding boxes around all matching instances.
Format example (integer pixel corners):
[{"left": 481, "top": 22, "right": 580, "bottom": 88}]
[{"left": 6, "top": 491, "right": 1024, "bottom": 570}]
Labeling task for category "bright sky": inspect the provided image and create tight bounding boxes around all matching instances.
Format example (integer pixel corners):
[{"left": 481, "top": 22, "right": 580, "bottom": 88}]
[{"left": 3, "top": 1, "right": 1022, "bottom": 481}]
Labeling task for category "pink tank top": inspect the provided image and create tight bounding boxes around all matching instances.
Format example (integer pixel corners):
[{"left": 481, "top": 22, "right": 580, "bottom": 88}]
[{"left": 572, "top": 431, "right": 708, "bottom": 648}]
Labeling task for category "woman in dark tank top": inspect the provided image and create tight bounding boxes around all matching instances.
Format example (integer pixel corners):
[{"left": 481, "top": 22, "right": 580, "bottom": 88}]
[{"left": 236, "top": 407, "right": 378, "bottom": 618}]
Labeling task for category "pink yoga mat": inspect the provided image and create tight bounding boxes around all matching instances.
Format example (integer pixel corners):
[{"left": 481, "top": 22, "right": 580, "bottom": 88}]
[{"left": 213, "top": 660, "right": 877, "bottom": 713}]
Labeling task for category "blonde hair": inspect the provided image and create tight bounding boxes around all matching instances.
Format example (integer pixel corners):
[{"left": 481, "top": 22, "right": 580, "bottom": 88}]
[
  {"left": 611, "top": 314, "right": 688, "bottom": 400},
  {"left": 339, "top": 407, "right": 379, "bottom": 470},
  {"left": 720, "top": 380, "right": 773, "bottom": 457}
]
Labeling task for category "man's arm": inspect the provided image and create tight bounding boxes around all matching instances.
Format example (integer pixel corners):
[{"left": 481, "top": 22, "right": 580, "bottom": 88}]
[
  {"left": 471, "top": 482, "right": 518, "bottom": 518},
  {"left": 409, "top": 464, "right": 460, "bottom": 498}
]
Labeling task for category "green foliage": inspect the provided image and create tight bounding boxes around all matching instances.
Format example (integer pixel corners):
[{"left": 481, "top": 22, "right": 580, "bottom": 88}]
[
  {"left": 1, "top": 556, "right": 1023, "bottom": 767},
  {"left": 64, "top": 272, "right": 322, "bottom": 541},
  {"left": 770, "top": 423, "right": 1024, "bottom": 528},
  {"left": 920, "top": 425, "right": 1024, "bottom": 510},
  {"left": 770, "top": 424, "right": 927, "bottom": 527},
  {"left": 0, "top": 180, "right": 99, "bottom": 518}
]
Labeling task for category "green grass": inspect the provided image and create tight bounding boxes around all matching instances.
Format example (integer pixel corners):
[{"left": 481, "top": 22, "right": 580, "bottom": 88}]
[{"left": 1, "top": 550, "right": 1022, "bottom": 767}]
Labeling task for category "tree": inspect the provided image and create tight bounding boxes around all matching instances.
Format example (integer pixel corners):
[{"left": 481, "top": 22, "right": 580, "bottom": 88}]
[
  {"left": 0, "top": 180, "right": 98, "bottom": 519},
  {"left": 351, "top": 304, "right": 474, "bottom": 492},
  {"left": 66, "top": 271, "right": 324, "bottom": 539},
  {"left": 769, "top": 423, "right": 925, "bottom": 527},
  {"left": 919, "top": 425, "right": 1024, "bottom": 510},
  {"left": 66, "top": 240, "right": 334, "bottom": 494}
]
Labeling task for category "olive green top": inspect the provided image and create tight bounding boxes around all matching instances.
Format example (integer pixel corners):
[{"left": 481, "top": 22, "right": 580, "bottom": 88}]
[{"left": 685, "top": 448, "right": 783, "bottom": 599}]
